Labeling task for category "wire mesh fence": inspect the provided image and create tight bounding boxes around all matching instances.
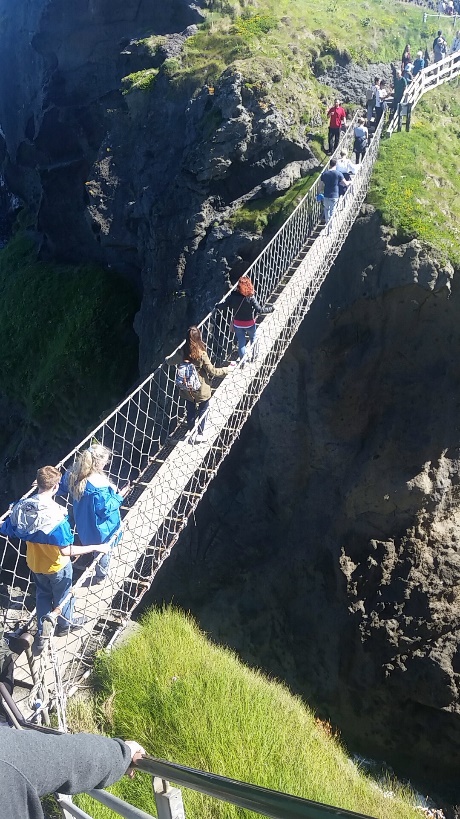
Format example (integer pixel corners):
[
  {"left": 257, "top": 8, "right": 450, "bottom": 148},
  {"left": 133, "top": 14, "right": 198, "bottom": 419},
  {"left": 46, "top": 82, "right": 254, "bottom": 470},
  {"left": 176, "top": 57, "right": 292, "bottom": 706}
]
[{"left": 0, "top": 111, "right": 389, "bottom": 712}]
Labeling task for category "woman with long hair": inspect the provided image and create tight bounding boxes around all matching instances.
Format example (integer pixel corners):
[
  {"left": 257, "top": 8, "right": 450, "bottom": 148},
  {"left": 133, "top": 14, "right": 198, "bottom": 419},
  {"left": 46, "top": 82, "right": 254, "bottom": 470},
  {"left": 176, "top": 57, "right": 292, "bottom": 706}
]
[
  {"left": 219, "top": 276, "right": 274, "bottom": 361},
  {"left": 61, "top": 444, "right": 129, "bottom": 583},
  {"left": 169, "top": 326, "right": 234, "bottom": 442},
  {"left": 401, "top": 44, "right": 411, "bottom": 73}
]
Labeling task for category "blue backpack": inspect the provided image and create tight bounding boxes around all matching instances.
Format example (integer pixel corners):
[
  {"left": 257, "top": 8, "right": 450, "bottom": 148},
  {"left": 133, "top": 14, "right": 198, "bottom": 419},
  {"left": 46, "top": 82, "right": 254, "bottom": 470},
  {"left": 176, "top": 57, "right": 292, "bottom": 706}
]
[{"left": 175, "top": 361, "right": 201, "bottom": 393}]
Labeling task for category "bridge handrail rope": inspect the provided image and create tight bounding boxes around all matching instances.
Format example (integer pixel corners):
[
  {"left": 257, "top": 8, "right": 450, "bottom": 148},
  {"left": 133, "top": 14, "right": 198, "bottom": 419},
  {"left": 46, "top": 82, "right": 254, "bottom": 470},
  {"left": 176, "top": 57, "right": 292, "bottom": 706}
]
[{"left": 3, "top": 47, "right": 460, "bottom": 719}]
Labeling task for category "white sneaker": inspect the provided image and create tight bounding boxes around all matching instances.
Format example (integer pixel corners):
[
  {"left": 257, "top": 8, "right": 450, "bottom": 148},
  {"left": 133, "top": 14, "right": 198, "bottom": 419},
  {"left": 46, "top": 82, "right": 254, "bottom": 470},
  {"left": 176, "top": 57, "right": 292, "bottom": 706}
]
[{"left": 194, "top": 432, "right": 208, "bottom": 443}]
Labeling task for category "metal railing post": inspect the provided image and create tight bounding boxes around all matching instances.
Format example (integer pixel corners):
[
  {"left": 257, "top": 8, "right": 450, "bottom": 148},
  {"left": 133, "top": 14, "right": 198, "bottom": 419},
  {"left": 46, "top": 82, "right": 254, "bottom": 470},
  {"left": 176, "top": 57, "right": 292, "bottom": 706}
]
[{"left": 154, "top": 777, "right": 186, "bottom": 819}]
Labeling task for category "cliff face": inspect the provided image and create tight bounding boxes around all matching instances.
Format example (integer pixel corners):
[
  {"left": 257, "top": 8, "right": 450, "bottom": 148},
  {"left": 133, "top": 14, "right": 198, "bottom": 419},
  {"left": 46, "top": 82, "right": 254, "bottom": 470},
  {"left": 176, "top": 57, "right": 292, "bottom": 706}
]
[
  {"left": 0, "top": 0, "right": 317, "bottom": 373},
  {"left": 150, "top": 208, "right": 460, "bottom": 797}
]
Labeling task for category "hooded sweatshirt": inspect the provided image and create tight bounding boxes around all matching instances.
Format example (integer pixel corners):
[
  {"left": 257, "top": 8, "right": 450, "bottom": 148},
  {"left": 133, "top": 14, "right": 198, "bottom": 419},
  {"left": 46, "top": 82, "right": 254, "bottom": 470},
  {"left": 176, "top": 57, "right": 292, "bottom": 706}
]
[
  {"left": 0, "top": 729, "right": 132, "bottom": 819},
  {"left": 0, "top": 494, "right": 73, "bottom": 574}
]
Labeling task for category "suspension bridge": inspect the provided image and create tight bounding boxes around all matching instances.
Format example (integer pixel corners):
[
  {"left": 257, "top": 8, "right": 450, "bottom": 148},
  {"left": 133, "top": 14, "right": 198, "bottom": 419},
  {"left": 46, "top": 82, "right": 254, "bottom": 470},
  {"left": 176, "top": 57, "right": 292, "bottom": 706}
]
[{"left": 0, "top": 49, "right": 459, "bottom": 727}]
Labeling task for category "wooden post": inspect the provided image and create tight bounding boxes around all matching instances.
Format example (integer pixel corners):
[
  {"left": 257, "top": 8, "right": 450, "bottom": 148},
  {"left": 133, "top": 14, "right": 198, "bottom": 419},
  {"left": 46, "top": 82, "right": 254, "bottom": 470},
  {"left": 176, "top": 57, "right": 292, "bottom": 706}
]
[{"left": 405, "top": 102, "right": 412, "bottom": 132}]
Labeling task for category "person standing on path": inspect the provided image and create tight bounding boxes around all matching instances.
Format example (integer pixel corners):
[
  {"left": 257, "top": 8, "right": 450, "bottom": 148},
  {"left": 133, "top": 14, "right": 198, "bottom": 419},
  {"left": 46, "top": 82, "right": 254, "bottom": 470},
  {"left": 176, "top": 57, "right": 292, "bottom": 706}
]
[
  {"left": 392, "top": 69, "right": 408, "bottom": 113},
  {"left": 320, "top": 159, "right": 349, "bottom": 227},
  {"left": 412, "top": 51, "right": 425, "bottom": 76},
  {"left": 433, "top": 30, "right": 447, "bottom": 62},
  {"left": 366, "top": 76, "right": 380, "bottom": 125},
  {"left": 401, "top": 44, "right": 412, "bottom": 73},
  {"left": 0, "top": 466, "right": 109, "bottom": 651},
  {"left": 326, "top": 99, "right": 347, "bottom": 155}
]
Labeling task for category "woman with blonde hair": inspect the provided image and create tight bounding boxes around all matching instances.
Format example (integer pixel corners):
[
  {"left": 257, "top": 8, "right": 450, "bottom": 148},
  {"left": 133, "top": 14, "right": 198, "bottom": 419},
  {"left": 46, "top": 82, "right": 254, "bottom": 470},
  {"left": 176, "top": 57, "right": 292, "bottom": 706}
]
[
  {"left": 61, "top": 444, "right": 129, "bottom": 583},
  {"left": 168, "top": 326, "right": 234, "bottom": 442},
  {"left": 218, "top": 276, "right": 274, "bottom": 361}
]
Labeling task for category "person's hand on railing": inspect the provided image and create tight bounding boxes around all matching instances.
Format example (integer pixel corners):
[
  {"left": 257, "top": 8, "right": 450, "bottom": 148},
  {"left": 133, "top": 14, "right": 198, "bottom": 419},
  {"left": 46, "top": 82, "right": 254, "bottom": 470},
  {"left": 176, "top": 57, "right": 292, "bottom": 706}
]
[{"left": 125, "top": 741, "right": 147, "bottom": 778}]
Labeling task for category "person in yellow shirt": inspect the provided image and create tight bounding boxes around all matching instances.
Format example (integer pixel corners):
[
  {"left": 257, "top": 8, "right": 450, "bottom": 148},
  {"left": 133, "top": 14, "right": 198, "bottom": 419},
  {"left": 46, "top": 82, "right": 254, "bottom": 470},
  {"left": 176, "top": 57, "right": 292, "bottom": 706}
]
[{"left": 1, "top": 466, "right": 109, "bottom": 652}]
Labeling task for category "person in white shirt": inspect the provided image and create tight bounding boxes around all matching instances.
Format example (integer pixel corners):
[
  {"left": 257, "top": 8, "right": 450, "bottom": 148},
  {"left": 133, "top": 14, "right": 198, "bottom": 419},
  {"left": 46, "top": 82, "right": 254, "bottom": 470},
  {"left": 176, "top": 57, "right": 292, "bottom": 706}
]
[{"left": 336, "top": 150, "right": 356, "bottom": 196}]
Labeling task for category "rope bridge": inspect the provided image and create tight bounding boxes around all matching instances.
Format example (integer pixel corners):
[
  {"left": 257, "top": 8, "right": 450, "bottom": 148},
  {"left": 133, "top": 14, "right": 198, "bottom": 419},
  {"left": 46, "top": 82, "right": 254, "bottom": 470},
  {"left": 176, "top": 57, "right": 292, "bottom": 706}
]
[{"left": 0, "top": 48, "right": 458, "bottom": 724}]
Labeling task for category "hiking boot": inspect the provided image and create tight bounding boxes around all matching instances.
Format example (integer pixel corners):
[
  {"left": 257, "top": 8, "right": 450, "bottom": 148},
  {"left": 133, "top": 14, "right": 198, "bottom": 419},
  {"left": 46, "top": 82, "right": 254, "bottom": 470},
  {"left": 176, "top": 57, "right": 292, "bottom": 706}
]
[
  {"left": 7, "top": 632, "right": 34, "bottom": 656},
  {"left": 32, "top": 634, "right": 45, "bottom": 657},
  {"left": 55, "top": 616, "right": 89, "bottom": 638}
]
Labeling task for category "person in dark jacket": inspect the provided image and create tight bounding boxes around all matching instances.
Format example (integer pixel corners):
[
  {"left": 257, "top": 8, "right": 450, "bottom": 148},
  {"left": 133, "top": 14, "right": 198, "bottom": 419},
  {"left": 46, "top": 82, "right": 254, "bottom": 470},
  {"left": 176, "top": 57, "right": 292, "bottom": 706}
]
[
  {"left": 60, "top": 445, "right": 129, "bottom": 584},
  {"left": 220, "top": 276, "right": 274, "bottom": 361},
  {"left": 167, "top": 326, "right": 234, "bottom": 442},
  {"left": 0, "top": 729, "right": 145, "bottom": 819},
  {"left": 392, "top": 69, "right": 407, "bottom": 113}
]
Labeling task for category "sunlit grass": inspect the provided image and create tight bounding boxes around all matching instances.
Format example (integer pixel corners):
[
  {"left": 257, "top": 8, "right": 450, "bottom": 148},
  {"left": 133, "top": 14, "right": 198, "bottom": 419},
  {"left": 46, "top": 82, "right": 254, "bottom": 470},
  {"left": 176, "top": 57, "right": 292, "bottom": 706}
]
[{"left": 73, "top": 608, "right": 421, "bottom": 819}]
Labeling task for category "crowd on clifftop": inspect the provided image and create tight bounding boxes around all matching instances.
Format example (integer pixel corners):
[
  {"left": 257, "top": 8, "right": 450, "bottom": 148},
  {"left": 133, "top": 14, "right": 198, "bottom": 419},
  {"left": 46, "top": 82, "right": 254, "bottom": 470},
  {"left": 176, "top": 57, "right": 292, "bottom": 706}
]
[{"left": 318, "top": 22, "right": 459, "bottom": 228}]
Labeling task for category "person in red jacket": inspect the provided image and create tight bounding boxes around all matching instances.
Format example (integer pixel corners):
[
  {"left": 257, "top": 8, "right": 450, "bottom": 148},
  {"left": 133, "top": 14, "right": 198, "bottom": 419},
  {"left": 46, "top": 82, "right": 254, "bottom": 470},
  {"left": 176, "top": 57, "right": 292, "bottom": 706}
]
[{"left": 326, "top": 99, "right": 347, "bottom": 154}]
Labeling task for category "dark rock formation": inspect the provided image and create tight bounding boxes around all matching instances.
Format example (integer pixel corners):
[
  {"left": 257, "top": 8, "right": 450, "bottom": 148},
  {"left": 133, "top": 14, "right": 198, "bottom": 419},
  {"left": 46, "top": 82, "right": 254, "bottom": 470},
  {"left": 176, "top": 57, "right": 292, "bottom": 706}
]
[
  {"left": 150, "top": 207, "right": 460, "bottom": 799},
  {"left": 0, "top": 0, "right": 317, "bottom": 374},
  {"left": 319, "top": 62, "right": 394, "bottom": 105}
]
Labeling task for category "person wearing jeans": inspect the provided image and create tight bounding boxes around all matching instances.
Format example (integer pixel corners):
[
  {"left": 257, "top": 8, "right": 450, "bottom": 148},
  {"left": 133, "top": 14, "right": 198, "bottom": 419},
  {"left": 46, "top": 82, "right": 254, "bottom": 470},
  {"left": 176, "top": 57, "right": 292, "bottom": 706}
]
[
  {"left": 1, "top": 466, "right": 109, "bottom": 651},
  {"left": 320, "top": 158, "right": 350, "bottom": 228},
  {"left": 167, "top": 326, "right": 233, "bottom": 443},
  {"left": 60, "top": 445, "right": 127, "bottom": 584},
  {"left": 217, "top": 275, "right": 274, "bottom": 361},
  {"left": 326, "top": 99, "right": 347, "bottom": 154}
]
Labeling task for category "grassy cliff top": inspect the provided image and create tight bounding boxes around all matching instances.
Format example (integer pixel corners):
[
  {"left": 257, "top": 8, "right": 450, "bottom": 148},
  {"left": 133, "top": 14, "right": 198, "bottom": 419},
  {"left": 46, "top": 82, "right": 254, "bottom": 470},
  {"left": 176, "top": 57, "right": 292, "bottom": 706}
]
[
  {"left": 71, "top": 608, "right": 422, "bottom": 819},
  {"left": 134, "top": 0, "right": 460, "bottom": 265},
  {"left": 370, "top": 80, "right": 460, "bottom": 266}
]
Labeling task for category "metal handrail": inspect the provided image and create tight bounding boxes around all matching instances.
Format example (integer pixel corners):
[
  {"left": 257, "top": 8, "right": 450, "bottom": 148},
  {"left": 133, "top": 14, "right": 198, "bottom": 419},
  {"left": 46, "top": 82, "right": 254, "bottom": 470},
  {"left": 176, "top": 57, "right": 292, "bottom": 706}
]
[
  {"left": 0, "top": 684, "right": 382, "bottom": 819},
  {"left": 133, "top": 757, "right": 377, "bottom": 819}
]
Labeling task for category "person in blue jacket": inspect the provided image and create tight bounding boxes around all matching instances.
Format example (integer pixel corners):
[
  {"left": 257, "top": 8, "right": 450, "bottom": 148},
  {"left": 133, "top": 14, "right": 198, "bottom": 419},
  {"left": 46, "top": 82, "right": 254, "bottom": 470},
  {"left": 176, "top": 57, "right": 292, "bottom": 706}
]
[
  {"left": 0, "top": 466, "right": 104, "bottom": 651},
  {"left": 61, "top": 445, "right": 128, "bottom": 584}
]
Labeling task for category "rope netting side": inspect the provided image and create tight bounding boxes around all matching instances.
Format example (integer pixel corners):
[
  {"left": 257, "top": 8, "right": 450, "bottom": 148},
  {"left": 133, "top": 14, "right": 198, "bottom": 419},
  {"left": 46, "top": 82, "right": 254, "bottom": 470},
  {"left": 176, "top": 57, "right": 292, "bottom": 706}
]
[{"left": 1, "top": 112, "right": 386, "bottom": 704}]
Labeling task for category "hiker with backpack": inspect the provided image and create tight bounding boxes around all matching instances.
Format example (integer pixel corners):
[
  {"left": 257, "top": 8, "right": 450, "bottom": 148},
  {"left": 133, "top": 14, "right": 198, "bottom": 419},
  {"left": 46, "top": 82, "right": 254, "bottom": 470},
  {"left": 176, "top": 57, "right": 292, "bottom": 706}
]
[
  {"left": 218, "top": 275, "right": 274, "bottom": 362},
  {"left": 433, "top": 30, "right": 447, "bottom": 62},
  {"left": 170, "top": 326, "right": 234, "bottom": 443}
]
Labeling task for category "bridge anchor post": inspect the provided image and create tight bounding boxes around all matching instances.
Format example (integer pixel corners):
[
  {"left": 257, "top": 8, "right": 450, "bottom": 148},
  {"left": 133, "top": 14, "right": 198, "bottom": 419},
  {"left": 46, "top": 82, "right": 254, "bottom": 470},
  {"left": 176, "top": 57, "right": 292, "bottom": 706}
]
[{"left": 154, "top": 777, "right": 186, "bottom": 819}]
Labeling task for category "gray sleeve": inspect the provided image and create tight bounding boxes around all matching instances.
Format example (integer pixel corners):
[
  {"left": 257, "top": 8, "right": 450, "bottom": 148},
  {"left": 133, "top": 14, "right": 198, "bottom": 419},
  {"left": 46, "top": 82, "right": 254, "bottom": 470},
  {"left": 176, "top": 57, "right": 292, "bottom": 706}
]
[{"left": 0, "top": 730, "right": 132, "bottom": 802}]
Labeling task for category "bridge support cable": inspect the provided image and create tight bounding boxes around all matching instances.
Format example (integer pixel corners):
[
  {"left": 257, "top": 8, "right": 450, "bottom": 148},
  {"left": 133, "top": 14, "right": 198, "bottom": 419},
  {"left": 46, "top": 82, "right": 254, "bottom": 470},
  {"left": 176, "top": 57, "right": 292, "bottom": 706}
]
[{"left": 3, "top": 48, "right": 460, "bottom": 714}]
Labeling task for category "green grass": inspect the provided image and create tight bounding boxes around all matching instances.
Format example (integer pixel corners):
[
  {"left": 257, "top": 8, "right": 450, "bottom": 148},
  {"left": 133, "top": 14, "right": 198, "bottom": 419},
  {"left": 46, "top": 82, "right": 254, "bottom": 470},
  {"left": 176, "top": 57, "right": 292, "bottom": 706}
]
[
  {"left": 230, "top": 171, "right": 320, "bottom": 234},
  {"left": 72, "top": 608, "right": 421, "bottom": 819},
  {"left": 369, "top": 80, "right": 460, "bottom": 265},
  {"left": 0, "top": 232, "right": 139, "bottom": 435},
  {"left": 122, "top": 68, "right": 159, "bottom": 93},
  {"left": 125, "top": 0, "right": 435, "bottom": 96},
  {"left": 158, "top": 0, "right": 434, "bottom": 88}
]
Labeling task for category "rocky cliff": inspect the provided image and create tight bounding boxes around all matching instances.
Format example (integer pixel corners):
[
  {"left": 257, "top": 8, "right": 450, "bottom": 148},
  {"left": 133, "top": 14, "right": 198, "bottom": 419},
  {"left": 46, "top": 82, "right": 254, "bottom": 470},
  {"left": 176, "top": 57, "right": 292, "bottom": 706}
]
[
  {"left": 2, "top": 0, "right": 460, "bottom": 803},
  {"left": 0, "top": 0, "right": 318, "bottom": 373},
  {"left": 151, "top": 208, "right": 460, "bottom": 800}
]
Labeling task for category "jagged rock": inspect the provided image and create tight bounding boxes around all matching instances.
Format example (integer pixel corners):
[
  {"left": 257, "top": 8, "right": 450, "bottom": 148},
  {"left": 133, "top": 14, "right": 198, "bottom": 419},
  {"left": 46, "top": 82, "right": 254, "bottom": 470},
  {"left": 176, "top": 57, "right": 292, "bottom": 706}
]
[
  {"left": 262, "top": 159, "right": 318, "bottom": 195},
  {"left": 319, "top": 62, "right": 394, "bottom": 105}
]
